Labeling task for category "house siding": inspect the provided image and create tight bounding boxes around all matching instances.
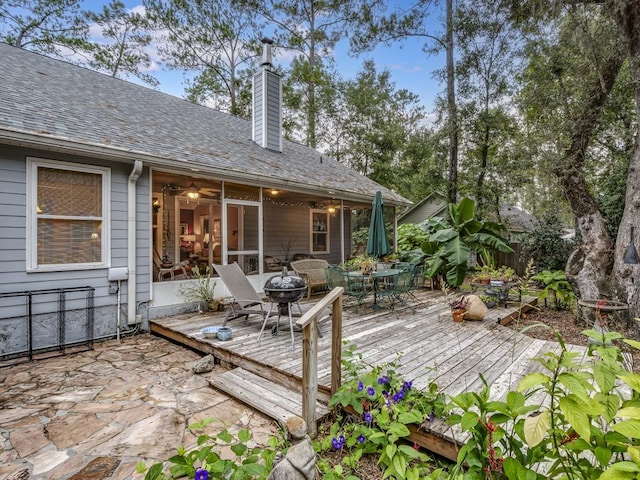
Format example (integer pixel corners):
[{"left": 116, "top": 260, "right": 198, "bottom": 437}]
[
  {"left": 264, "top": 70, "right": 281, "bottom": 152},
  {"left": 399, "top": 198, "right": 447, "bottom": 225},
  {"left": 263, "top": 202, "right": 349, "bottom": 264},
  {"left": 0, "top": 146, "right": 151, "bottom": 357}
]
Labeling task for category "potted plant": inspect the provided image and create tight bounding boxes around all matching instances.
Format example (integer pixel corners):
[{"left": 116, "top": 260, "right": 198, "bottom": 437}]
[
  {"left": 178, "top": 266, "right": 223, "bottom": 312},
  {"left": 449, "top": 296, "right": 470, "bottom": 322},
  {"left": 479, "top": 294, "right": 497, "bottom": 308},
  {"left": 342, "top": 254, "right": 378, "bottom": 275}
]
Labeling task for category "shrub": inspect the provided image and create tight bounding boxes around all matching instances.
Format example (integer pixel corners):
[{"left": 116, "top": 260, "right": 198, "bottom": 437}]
[
  {"left": 425, "top": 326, "right": 640, "bottom": 479},
  {"left": 137, "top": 417, "right": 285, "bottom": 480},
  {"left": 521, "top": 212, "right": 575, "bottom": 272},
  {"left": 316, "top": 342, "right": 447, "bottom": 479}
]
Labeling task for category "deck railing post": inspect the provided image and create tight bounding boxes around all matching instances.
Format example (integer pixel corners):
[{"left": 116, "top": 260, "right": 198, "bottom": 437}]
[
  {"left": 301, "top": 319, "right": 318, "bottom": 437},
  {"left": 331, "top": 294, "right": 343, "bottom": 396},
  {"left": 296, "top": 287, "right": 344, "bottom": 438}
]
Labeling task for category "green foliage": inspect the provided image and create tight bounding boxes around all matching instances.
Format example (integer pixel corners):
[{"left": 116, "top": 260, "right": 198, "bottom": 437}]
[
  {"left": 531, "top": 269, "right": 575, "bottom": 310},
  {"left": 397, "top": 223, "right": 429, "bottom": 253},
  {"left": 522, "top": 212, "right": 575, "bottom": 272},
  {"left": 87, "top": 1, "right": 158, "bottom": 87},
  {"left": 137, "top": 417, "right": 285, "bottom": 479},
  {"left": 145, "top": 0, "right": 261, "bottom": 117},
  {"left": 178, "top": 266, "right": 221, "bottom": 306},
  {"left": 420, "top": 198, "right": 513, "bottom": 287},
  {"left": 317, "top": 342, "right": 447, "bottom": 479},
  {"left": 424, "top": 327, "right": 640, "bottom": 480},
  {"left": 0, "top": 0, "right": 89, "bottom": 55}
]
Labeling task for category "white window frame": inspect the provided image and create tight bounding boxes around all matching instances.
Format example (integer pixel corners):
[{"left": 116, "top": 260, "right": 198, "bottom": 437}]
[
  {"left": 26, "top": 157, "right": 111, "bottom": 272},
  {"left": 310, "top": 208, "right": 330, "bottom": 255}
]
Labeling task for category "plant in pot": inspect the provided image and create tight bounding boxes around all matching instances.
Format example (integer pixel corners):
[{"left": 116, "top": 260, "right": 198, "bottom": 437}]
[
  {"left": 478, "top": 294, "right": 497, "bottom": 308},
  {"left": 178, "top": 266, "right": 223, "bottom": 312},
  {"left": 449, "top": 296, "right": 470, "bottom": 322}
]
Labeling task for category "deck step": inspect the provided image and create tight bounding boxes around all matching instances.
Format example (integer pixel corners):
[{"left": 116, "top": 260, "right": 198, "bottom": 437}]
[{"left": 207, "top": 367, "right": 331, "bottom": 426}]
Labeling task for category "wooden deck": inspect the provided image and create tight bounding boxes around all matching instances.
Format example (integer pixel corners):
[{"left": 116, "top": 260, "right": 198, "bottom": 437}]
[{"left": 150, "top": 289, "right": 588, "bottom": 460}]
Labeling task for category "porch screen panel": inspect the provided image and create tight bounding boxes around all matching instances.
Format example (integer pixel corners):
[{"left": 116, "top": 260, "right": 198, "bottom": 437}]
[
  {"left": 226, "top": 202, "right": 260, "bottom": 275},
  {"left": 36, "top": 167, "right": 103, "bottom": 265}
]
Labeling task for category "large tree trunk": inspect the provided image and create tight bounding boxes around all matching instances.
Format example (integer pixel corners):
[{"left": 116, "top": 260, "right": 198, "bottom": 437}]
[
  {"left": 561, "top": 53, "right": 624, "bottom": 299},
  {"left": 446, "top": 0, "right": 459, "bottom": 204},
  {"left": 610, "top": 0, "right": 640, "bottom": 320}
]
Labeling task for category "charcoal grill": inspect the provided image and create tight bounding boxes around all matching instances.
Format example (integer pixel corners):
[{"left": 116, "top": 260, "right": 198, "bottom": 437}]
[{"left": 260, "top": 267, "right": 307, "bottom": 348}]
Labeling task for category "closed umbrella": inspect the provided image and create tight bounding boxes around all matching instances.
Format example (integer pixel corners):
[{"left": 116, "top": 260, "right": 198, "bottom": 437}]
[{"left": 366, "top": 191, "right": 390, "bottom": 259}]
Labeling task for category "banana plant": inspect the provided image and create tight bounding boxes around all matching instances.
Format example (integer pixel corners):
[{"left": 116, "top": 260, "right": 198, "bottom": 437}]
[{"left": 420, "top": 197, "right": 514, "bottom": 287}]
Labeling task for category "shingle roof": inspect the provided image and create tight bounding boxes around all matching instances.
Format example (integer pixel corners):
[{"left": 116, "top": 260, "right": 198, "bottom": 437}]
[{"left": 0, "top": 43, "right": 410, "bottom": 206}]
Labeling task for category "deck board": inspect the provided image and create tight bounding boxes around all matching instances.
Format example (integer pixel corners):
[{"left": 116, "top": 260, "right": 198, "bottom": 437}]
[{"left": 150, "top": 289, "right": 588, "bottom": 460}]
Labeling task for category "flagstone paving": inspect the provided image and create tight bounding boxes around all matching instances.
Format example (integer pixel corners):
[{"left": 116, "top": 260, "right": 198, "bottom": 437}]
[{"left": 0, "top": 334, "right": 279, "bottom": 480}]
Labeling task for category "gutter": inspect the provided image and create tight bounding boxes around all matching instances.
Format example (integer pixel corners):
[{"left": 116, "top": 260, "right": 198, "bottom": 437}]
[{"left": 128, "top": 160, "right": 144, "bottom": 324}]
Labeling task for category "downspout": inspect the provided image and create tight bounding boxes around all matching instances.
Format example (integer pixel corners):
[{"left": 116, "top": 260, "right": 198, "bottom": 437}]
[{"left": 128, "top": 160, "right": 143, "bottom": 325}]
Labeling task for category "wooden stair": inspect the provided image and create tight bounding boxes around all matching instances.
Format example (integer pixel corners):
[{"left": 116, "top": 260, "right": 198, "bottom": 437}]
[{"left": 207, "top": 367, "right": 331, "bottom": 427}]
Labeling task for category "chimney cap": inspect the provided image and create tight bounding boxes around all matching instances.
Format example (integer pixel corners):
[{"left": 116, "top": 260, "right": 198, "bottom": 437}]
[{"left": 262, "top": 37, "right": 274, "bottom": 45}]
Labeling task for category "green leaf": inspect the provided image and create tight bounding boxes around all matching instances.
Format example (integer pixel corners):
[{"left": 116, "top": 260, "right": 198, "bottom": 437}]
[
  {"left": 386, "top": 443, "right": 397, "bottom": 460},
  {"left": 392, "top": 453, "right": 407, "bottom": 478},
  {"left": 628, "top": 445, "right": 640, "bottom": 465},
  {"left": 230, "top": 443, "right": 247, "bottom": 456},
  {"left": 388, "top": 422, "right": 411, "bottom": 437},
  {"left": 523, "top": 410, "right": 549, "bottom": 447},
  {"left": 595, "top": 446, "right": 613, "bottom": 467},
  {"left": 557, "top": 372, "right": 589, "bottom": 397},
  {"left": 461, "top": 412, "right": 479, "bottom": 430},
  {"left": 613, "top": 420, "right": 640, "bottom": 439},
  {"left": 398, "top": 411, "right": 423, "bottom": 424},
  {"left": 559, "top": 397, "right": 591, "bottom": 440},
  {"left": 217, "top": 430, "right": 233, "bottom": 443},
  {"left": 237, "top": 428, "right": 251, "bottom": 442},
  {"left": 518, "top": 373, "right": 550, "bottom": 392},
  {"left": 619, "top": 373, "right": 640, "bottom": 392},
  {"left": 617, "top": 407, "right": 640, "bottom": 419}
]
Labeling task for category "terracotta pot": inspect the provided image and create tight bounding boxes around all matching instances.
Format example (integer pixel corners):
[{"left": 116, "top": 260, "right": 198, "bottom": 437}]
[{"left": 451, "top": 308, "right": 465, "bottom": 322}]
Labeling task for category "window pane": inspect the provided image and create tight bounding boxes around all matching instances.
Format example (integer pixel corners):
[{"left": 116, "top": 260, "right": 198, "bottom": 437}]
[
  {"left": 38, "top": 167, "right": 102, "bottom": 216},
  {"left": 38, "top": 219, "right": 102, "bottom": 264}
]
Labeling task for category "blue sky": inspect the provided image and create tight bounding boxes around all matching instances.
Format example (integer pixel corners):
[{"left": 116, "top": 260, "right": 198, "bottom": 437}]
[{"left": 85, "top": 1, "right": 445, "bottom": 113}]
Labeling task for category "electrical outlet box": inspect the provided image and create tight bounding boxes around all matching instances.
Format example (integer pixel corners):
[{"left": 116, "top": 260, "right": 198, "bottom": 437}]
[{"left": 108, "top": 285, "right": 118, "bottom": 295}]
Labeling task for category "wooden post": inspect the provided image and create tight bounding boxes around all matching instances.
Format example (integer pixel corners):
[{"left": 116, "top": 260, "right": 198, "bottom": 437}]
[
  {"left": 331, "top": 294, "right": 343, "bottom": 395},
  {"left": 296, "top": 287, "right": 343, "bottom": 437},
  {"left": 301, "top": 319, "right": 318, "bottom": 437}
]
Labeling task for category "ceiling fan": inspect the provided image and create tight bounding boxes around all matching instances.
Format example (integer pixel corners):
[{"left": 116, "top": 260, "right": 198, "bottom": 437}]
[{"left": 163, "top": 181, "right": 220, "bottom": 200}]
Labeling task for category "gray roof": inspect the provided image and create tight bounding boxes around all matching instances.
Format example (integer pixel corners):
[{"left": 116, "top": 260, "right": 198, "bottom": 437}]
[{"left": 0, "top": 43, "right": 410, "bottom": 207}]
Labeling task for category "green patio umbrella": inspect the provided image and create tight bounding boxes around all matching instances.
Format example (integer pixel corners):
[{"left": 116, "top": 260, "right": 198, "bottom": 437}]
[{"left": 366, "top": 191, "right": 390, "bottom": 259}]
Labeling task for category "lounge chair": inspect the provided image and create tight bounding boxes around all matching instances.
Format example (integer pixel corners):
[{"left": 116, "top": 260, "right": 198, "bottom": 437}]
[{"left": 213, "top": 263, "right": 270, "bottom": 326}]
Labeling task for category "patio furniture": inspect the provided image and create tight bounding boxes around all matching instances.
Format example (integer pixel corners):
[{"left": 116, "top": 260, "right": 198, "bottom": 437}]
[
  {"left": 264, "top": 256, "right": 284, "bottom": 272},
  {"left": 153, "top": 248, "right": 190, "bottom": 281},
  {"left": 325, "top": 265, "right": 369, "bottom": 310},
  {"left": 213, "top": 263, "right": 271, "bottom": 326},
  {"left": 291, "top": 258, "right": 330, "bottom": 299},
  {"left": 261, "top": 270, "right": 308, "bottom": 348}
]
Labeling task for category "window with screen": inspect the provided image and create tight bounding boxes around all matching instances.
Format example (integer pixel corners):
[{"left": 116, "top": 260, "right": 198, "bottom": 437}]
[
  {"left": 27, "top": 158, "right": 110, "bottom": 271},
  {"left": 310, "top": 209, "right": 329, "bottom": 254}
]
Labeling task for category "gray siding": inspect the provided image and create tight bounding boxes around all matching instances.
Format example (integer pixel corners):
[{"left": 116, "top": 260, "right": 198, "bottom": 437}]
[
  {"left": 264, "top": 71, "right": 281, "bottom": 152},
  {"left": 252, "top": 74, "right": 263, "bottom": 146},
  {"left": 0, "top": 146, "right": 151, "bottom": 353},
  {"left": 399, "top": 198, "right": 447, "bottom": 225},
  {"left": 263, "top": 202, "right": 349, "bottom": 264}
]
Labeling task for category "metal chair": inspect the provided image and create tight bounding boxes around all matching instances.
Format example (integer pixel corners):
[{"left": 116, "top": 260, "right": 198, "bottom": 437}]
[
  {"left": 325, "top": 265, "right": 369, "bottom": 310},
  {"left": 377, "top": 269, "right": 415, "bottom": 312}
]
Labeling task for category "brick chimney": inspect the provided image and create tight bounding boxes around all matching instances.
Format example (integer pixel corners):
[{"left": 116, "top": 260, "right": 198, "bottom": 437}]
[{"left": 252, "top": 38, "right": 282, "bottom": 152}]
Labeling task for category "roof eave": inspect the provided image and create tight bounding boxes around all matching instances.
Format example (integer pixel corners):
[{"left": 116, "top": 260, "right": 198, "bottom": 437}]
[{"left": 1, "top": 129, "right": 412, "bottom": 207}]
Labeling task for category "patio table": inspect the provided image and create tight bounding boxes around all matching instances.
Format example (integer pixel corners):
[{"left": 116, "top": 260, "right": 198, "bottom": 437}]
[{"left": 346, "top": 268, "right": 402, "bottom": 308}]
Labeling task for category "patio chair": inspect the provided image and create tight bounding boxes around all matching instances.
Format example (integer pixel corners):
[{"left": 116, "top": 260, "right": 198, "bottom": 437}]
[
  {"left": 377, "top": 269, "right": 415, "bottom": 312},
  {"left": 153, "top": 248, "right": 190, "bottom": 281},
  {"left": 325, "top": 265, "right": 369, "bottom": 310},
  {"left": 212, "top": 263, "right": 270, "bottom": 326}
]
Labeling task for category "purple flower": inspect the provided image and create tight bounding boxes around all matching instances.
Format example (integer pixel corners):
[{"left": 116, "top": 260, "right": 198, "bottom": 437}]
[
  {"left": 332, "top": 437, "right": 341, "bottom": 449},
  {"left": 195, "top": 469, "right": 209, "bottom": 480},
  {"left": 357, "top": 381, "right": 364, "bottom": 392},
  {"left": 364, "top": 412, "right": 372, "bottom": 423},
  {"left": 367, "top": 386, "right": 375, "bottom": 396},
  {"left": 378, "top": 376, "right": 389, "bottom": 385},
  {"left": 428, "top": 412, "right": 436, "bottom": 422},
  {"left": 357, "top": 434, "right": 365, "bottom": 443},
  {"left": 403, "top": 380, "right": 413, "bottom": 391}
]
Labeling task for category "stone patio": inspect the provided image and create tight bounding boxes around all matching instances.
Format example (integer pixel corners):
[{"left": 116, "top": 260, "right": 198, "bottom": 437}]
[{"left": 0, "top": 334, "right": 279, "bottom": 480}]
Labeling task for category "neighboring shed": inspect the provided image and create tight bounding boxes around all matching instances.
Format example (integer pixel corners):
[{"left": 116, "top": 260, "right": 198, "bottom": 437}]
[{"left": 398, "top": 192, "right": 448, "bottom": 225}]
